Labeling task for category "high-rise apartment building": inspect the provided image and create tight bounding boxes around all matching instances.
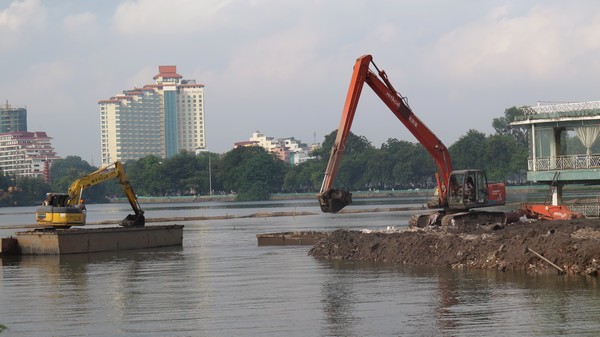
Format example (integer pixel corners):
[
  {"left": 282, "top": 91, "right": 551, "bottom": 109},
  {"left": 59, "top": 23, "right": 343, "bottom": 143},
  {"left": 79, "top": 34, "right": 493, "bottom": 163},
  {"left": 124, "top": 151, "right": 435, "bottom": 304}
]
[
  {"left": 0, "top": 102, "right": 27, "bottom": 133},
  {"left": 99, "top": 65, "right": 206, "bottom": 164},
  {"left": 0, "top": 102, "right": 59, "bottom": 181}
]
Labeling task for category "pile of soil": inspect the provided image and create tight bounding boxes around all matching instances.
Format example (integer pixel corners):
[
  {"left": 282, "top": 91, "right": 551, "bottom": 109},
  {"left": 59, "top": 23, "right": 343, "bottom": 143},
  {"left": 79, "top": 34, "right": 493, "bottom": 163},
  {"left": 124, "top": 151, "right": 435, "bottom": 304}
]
[{"left": 308, "top": 218, "right": 600, "bottom": 275}]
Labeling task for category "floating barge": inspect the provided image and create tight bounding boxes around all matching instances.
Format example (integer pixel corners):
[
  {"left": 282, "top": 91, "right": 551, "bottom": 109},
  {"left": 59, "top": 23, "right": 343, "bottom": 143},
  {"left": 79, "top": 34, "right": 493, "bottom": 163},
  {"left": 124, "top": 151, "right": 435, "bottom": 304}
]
[
  {"left": 256, "top": 231, "right": 327, "bottom": 246},
  {"left": 1, "top": 225, "right": 183, "bottom": 255}
]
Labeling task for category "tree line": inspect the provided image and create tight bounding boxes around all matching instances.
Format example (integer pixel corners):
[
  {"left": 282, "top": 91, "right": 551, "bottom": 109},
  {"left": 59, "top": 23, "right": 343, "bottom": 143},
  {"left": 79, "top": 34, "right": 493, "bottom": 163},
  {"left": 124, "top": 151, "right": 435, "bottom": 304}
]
[{"left": 0, "top": 107, "right": 537, "bottom": 206}]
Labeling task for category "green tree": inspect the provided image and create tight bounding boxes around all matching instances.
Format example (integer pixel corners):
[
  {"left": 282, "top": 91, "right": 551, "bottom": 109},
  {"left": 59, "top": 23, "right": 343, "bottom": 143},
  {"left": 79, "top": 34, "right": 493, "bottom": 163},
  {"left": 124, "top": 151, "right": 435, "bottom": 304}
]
[
  {"left": 365, "top": 147, "right": 393, "bottom": 190},
  {"left": 508, "top": 142, "right": 528, "bottom": 184},
  {"left": 49, "top": 156, "right": 109, "bottom": 203},
  {"left": 11, "top": 176, "right": 51, "bottom": 206},
  {"left": 449, "top": 129, "right": 487, "bottom": 170},
  {"left": 379, "top": 138, "right": 435, "bottom": 189},
  {"left": 50, "top": 156, "right": 95, "bottom": 184},
  {"left": 191, "top": 152, "right": 220, "bottom": 195},
  {"left": 492, "top": 106, "right": 527, "bottom": 147},
  {"left": 284, "top": 159, "right": 325, "bottom": 193},
  {"left": 124, "top": 155, "right": 168, "bottom": 196},
  {"left": 282, "top": 169, "right": 299, "bottom": 192},
  {"left": 218, "top": 146, "right": 287, "bottom": 200},
  {"left": 334, "top": 150, "right": 374, "bottom": 190},
  {"left": 491, "top": 106, "right": 530, "bottom": 183},
  {"left": 160, "top": 151, "right": 205, "bottom": 195},
  {"left": 313, "top": 130, "right": 375, "bottom": 190},
  {"left": 0, "top": 169, "right": 9, "bottom": 191},
  {"left": 313, "top": 130, "right": 373, "bottom": 160},
  {"left": 122, "top": 152, "right": 220, "bottom": 197},
  {"left": 481, "top": 134, "right": 520, "bottom": 181},
  {"left": 450, "top": 125, "right": 527, "bottom": 183},
  {"left": 0, "top": 170, "right": 13, "bottom": 206}
]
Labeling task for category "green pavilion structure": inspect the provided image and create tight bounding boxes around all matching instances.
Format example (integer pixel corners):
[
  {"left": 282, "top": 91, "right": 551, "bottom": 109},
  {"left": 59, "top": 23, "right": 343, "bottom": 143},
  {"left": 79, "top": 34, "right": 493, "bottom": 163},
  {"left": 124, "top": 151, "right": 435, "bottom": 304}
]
[{"left": 512, "top": 101, "right": 600, "bottom": 217}]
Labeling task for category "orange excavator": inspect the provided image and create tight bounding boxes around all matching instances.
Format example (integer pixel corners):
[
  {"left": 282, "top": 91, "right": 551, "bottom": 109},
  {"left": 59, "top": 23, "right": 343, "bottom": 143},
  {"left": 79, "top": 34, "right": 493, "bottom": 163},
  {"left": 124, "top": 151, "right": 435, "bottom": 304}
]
[{"left": 317, "top": 54, "right": 507, "bottom": 226}]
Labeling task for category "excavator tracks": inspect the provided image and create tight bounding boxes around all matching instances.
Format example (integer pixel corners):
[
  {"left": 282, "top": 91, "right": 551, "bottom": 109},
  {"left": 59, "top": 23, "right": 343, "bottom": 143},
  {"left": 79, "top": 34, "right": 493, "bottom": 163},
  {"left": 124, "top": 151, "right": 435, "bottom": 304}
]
[{"left": 410, "top": 210, "right": 506, "bottom": 228}]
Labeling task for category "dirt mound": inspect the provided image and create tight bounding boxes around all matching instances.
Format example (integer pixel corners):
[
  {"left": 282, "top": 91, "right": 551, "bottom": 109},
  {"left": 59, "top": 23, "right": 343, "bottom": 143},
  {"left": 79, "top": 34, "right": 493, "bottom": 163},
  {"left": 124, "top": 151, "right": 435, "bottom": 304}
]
[{"left": 308, "top": 218, "right": 600, "bottom": 275}]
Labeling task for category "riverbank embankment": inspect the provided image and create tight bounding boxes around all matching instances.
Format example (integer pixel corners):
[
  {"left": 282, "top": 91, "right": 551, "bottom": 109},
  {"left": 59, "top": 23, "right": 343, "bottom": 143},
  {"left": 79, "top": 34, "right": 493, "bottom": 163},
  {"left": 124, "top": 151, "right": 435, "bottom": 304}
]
[{"left": 308, "top": 218, "right": 600, "bottom": 275}]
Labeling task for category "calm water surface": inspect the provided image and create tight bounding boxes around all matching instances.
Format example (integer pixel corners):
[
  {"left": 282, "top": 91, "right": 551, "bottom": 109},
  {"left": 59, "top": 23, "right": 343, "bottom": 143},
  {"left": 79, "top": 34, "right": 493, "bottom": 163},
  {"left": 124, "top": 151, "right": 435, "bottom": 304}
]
[{"left": 1, "top": 196, "right": 600, "bottom": 336}]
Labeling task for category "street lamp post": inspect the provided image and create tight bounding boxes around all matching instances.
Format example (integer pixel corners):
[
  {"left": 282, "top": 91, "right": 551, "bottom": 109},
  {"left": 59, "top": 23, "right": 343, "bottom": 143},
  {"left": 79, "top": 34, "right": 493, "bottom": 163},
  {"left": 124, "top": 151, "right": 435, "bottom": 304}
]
[{"left": 208, "top": 154, "right": 212, "bottom": 198}]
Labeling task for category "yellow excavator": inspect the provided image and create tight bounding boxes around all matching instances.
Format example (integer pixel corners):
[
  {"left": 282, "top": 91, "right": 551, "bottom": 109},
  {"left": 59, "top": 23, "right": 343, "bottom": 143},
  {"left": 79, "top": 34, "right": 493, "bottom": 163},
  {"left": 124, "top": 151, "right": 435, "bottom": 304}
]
[{"left": 35, "top": 161, "right": 145, "bottom": 228}]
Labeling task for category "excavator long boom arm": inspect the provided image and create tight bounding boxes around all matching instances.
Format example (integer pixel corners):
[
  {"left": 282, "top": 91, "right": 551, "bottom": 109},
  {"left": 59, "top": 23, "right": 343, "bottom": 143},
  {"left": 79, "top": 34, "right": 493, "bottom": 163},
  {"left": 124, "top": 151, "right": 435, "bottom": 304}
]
[
  {"left": 318, "top": 55, "right": 452, "bottom": 212},
  {"left": 67, "top": 161, "right": 144, "bottom": 226},
  {"left": 67, "top": 163, "right": 119, "bottom": 206}
]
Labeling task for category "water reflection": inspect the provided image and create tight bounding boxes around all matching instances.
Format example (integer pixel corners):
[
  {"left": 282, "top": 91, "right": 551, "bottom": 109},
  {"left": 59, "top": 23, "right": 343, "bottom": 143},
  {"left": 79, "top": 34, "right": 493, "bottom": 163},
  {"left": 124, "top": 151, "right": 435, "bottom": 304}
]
[
  {"left": 321, "top": 260, "right": 360, "bottom": 337},
  {"left": 313, "top": 258, "right": 600, "bottom": 336},
  {"left": 435, "top": 269, "right": 460, "bottom": 330}
]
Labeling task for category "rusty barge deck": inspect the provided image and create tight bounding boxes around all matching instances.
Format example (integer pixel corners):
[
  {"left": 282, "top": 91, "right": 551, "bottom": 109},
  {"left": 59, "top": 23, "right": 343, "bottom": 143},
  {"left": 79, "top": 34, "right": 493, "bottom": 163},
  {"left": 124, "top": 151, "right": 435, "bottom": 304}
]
[{"left": 2, "top": 225, "right": 183, "bottom": 255}]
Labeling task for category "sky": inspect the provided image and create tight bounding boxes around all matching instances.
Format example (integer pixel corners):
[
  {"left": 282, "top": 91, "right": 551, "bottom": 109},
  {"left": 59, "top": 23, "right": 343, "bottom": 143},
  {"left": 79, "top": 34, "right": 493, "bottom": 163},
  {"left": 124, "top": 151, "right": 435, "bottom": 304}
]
[{"left": 1, "top": 0, "right": 600, "bottom": 164}]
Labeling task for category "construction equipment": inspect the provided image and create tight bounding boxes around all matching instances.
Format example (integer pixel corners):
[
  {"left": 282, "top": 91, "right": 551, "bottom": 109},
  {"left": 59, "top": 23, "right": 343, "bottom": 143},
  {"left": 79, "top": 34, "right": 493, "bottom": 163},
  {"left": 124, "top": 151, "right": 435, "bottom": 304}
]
[
  {"left": 522, "top": 204, "right": 581, "bottom": 220},
  {"left": 519, "top": 172, "right": 582, "bottom": 220},
  {"left": 317, "top": 54, "right": 506, "bottom": 226},
  {"left": 36, "top": 161, "right": 145, "bottom": 228}
]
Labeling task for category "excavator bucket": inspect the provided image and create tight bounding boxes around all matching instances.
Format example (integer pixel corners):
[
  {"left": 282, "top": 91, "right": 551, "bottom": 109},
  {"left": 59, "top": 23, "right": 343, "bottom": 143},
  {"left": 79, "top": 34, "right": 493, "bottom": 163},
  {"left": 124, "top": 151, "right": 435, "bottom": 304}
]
[
  {"left": 121, "top": 213, "right": 145, "bottom": 227},
  {"left": 317, "top": 189, "right": 352, "bottom": 213}
]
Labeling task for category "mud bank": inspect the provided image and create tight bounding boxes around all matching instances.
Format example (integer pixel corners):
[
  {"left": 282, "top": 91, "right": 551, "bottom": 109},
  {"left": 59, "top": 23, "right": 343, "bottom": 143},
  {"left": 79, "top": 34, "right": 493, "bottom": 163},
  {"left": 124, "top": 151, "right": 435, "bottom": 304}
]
[{"left": 309, "top": 219, "right": 600, "bottom": 275}]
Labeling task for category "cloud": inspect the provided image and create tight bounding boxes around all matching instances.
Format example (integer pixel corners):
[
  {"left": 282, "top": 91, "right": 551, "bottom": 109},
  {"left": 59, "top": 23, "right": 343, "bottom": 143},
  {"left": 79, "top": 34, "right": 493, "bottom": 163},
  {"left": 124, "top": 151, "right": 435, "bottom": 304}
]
[
  {"left": 5, "top": 60, "right": 100, "bottom": 158},
  {"left": 113, "top": 0, "right": 234, "bottom": 36},
  {"left": 63, "top": 12, "right": 98, "bottom": 39},
  {"left": 4, "top": 0, "right": 600, "bottom": 160},
  {"left": 226, "top": 26, "right": 324, "bottom": 84},
  {"left": 20, "top": 61, "right": 77, "bottom": 111},
  {"left": 426, "top": 3, "right": 600, "bottom": 84},
  {"left": 0, "top": 0, "right": 46, "bottom": 51},
  {"left": 126, "top": 65, "right": 159, "bottom": 90}
]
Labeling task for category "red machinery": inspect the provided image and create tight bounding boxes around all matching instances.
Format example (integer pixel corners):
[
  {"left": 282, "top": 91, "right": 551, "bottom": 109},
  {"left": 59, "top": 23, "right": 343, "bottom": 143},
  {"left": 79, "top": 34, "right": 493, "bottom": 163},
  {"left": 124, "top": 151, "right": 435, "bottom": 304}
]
[{"left": 317, "top": 54, "right": 506, "bottom": 226}]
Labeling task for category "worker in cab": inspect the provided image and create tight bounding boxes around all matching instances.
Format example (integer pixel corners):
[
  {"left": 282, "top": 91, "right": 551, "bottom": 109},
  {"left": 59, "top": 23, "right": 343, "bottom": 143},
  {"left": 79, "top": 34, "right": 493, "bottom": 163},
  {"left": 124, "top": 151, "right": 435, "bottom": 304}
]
[{"left": 464, "top": 177, "right": 475, "bottom": 202}]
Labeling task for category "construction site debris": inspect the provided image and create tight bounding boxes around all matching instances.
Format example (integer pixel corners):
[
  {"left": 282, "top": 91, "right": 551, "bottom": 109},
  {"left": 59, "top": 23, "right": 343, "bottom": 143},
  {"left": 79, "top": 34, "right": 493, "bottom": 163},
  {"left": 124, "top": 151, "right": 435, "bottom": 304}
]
[{"left": 257, "top": 231, "right": 327, "bottom": 246}]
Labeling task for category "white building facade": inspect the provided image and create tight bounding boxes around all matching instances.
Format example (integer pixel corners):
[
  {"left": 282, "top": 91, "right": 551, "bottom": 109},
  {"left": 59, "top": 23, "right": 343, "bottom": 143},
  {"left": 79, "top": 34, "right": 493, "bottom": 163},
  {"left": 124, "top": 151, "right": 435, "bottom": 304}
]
[
  {"left": 243, "top": 131, "right": 314, "bottom": 165},
  {"left": 0, "top": 131, "right": 60, "bottom": 180},
  {"left": 99, "top": 65, "right": 206, "bottom": 164}
]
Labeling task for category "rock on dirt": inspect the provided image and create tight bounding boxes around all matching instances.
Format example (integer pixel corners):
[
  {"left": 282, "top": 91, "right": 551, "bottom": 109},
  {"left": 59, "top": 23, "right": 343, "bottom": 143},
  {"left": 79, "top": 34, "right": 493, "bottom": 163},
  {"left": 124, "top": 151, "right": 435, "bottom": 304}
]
[{"left": 308, "top": 218, "right": 600, "bottom": 275}]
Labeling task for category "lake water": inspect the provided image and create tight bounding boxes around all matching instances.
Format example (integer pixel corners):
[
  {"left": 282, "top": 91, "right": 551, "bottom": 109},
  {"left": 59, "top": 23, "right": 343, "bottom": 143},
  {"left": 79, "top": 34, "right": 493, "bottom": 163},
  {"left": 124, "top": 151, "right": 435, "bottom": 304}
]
[{"left": 2, "top": 195, "right": 600, "bottom": 336}]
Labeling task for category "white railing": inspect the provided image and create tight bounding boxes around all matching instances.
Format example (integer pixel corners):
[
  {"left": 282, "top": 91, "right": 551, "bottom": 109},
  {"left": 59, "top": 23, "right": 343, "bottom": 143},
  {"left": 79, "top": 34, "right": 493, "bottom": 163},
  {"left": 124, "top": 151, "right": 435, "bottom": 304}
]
[
  {"left": 528, "top": 154, "right": 600, "bottom": 171},
  {"left": 570, "top": 203, "right": 600, "bottom": 218},
  {"left": 522, "top": 101, "right": 600, "bottom": 115}
]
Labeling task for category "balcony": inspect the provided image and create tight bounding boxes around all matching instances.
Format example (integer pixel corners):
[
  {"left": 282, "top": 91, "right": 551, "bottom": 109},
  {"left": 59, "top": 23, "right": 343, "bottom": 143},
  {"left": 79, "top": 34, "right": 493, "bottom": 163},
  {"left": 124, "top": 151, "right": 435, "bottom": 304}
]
[
  {"left": 528, "top": 154, "right": 600, "bottom": 171},
  {"left": 527, "top": 154, "right": 600, "bottom": 183}
]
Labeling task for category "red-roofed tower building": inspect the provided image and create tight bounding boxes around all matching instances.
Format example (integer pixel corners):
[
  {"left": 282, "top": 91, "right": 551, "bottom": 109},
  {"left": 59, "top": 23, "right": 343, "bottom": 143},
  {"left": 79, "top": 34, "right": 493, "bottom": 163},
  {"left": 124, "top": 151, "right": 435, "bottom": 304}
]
[{"left": 99, "top": 65, "right": 206, "bottom": 164}]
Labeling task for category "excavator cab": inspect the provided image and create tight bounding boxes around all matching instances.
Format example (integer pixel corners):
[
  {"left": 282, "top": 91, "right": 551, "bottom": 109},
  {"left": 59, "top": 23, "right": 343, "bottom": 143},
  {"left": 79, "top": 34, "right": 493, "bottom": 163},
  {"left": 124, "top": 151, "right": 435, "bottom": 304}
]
[
  {"left": 447, "top": 170, "right": 492, "bottom": 210},
  {"left": 36, "top": 193, "right": 86, "bottom": 227}
]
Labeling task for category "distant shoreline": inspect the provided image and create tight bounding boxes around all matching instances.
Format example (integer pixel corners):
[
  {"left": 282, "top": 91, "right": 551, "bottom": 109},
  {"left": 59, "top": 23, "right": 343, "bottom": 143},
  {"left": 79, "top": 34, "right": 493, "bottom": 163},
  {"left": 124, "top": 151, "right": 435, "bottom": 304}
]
[
  {"left": 109, "top": 185, "right": 576, "bottom": 204},
  {"left": 110, "top": 189, "right": 436, "bottom": 204}
]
